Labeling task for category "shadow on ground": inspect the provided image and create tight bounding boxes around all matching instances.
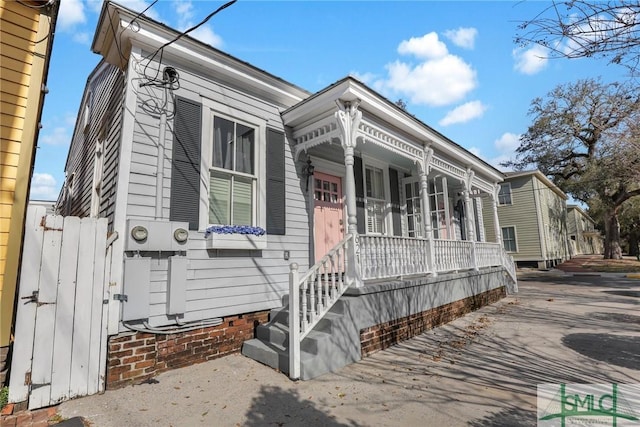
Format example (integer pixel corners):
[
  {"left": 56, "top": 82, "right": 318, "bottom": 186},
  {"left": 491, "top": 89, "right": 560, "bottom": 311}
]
[
  {"left": 468, "top": 406, "right": 536, "bottom": 427},
  {"left": 562, "top": 334, "right": 640, "bottom": 370},
  {"left": 244, "top": 385, "right": 360, "bottom": 427},
  {"left": 326, "top": 277, "right": 640, "bottom": 424}
]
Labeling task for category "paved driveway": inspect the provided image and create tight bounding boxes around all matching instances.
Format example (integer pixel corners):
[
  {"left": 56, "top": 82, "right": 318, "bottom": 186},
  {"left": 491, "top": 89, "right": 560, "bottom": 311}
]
[{"left": 58, "top": 273, "right": 640, "bottom": 426}]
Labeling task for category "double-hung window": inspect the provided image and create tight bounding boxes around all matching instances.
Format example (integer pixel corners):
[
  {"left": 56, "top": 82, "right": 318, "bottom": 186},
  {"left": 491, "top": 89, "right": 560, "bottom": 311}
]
[
  {"left": 502, "top": 226, "right": 517, "bottom": 252},
  {"left": 209, "top": 116, "right": 256, "bottom": 226},
  {"left": 200, "top": 98, "right": 267, "bottom": 249},
  {"left": 498, "top": 183, "right": 512, "bottom": 205},
  {"left": 365, "top": 166, "right": 386, "bottom": 234}
]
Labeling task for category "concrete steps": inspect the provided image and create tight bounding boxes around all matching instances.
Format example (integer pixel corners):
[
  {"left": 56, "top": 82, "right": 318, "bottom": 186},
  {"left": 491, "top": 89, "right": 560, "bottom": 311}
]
[{"left": 242, "top": 298, "right": 357, "bottom": 380}]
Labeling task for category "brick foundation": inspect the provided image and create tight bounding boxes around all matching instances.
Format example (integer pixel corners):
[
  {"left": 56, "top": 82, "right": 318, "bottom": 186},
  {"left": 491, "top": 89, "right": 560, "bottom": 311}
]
[
  {"left": 0, "top": 404, "right": 58, "bottom": 427},
  {"left": 360, "top": 286, "right": 506, "bottom": 357},
  {"left": 106, "top": 310, "right": 269, "bottom": 389}
]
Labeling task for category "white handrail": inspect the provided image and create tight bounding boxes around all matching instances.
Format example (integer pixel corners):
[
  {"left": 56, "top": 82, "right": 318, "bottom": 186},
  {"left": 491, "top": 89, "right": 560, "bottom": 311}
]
[{"left": 289, "top": 234, "right": 355, "bottom": 379}]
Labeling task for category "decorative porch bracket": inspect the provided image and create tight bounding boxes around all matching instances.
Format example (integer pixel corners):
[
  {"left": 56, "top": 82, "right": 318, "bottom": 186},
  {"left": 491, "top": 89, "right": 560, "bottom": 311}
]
[
  {"left": 335, "top": 100, "right": 363, "bottom": 287},
  {"left": 416, "top": 146, "right": 436, "bottom": 275}
]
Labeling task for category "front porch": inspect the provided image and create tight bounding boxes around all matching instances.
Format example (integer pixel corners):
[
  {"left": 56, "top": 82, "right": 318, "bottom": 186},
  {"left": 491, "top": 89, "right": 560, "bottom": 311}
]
[
  {"left": 242, "top": 266, "right": 510, "bottom": 380},
  {"left": 242, "top": 77, "right": 516, "bottom": 379}
]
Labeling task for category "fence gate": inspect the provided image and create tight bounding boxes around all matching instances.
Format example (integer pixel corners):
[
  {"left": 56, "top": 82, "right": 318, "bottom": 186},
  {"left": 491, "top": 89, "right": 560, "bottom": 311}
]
[{"left": 8, "top": 206, "right": 113, "bottom": 409}]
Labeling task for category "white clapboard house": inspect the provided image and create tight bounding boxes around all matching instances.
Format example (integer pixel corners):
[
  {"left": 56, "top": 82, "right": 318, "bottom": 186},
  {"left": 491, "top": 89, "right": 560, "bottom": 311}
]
[{"left": 10, "top": 1, "right": 518, "bottom": 409}]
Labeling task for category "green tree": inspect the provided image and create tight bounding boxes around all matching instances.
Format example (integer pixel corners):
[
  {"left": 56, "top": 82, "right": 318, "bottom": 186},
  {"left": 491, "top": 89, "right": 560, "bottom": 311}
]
[
  {"left": 504, "top": 78, "right": 640, "bottom": 259},
  {"left": 515, "top": 1, "right": 640, "bottom": 75}
]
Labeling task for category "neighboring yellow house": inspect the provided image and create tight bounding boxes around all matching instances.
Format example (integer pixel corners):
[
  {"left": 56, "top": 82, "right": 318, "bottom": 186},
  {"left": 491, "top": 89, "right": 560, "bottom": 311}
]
[{"left": 0, "top": 0, "right": 59, "bottom": 386}]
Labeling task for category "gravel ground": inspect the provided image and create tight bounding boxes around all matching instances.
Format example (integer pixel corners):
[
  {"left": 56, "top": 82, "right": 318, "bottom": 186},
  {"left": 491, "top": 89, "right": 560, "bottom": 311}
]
[{"left": 57, "top": 273, "right": 640, "bottom": 427}]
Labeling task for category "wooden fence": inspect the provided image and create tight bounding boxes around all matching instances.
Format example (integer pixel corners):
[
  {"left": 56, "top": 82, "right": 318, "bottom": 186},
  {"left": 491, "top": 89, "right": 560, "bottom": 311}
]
[{"left": 8, "top": 206, "right": 113, "bottom": 409}]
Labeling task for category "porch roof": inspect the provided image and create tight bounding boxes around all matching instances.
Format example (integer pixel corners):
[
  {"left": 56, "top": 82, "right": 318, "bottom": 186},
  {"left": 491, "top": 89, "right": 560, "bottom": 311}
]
[{"left": 282, "top": 76, "right": 504, "bottom": 184}]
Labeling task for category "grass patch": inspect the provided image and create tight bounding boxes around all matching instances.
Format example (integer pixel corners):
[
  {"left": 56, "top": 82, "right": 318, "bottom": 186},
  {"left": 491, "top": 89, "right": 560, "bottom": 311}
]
[
  {"left": 583, "top": 258, "right": 640, "bottom": 273},
  {"left": 0, "top": 386, "right": 8, "bottom": 410}
]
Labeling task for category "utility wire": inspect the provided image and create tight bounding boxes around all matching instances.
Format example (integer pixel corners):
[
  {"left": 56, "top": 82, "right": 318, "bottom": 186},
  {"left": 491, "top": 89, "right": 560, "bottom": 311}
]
[
  {"left": 109, "top": 0, "right": 160, "bottom": 63},
  {"left": 143, "top": 0, "right": 237, "bottom": 82}
]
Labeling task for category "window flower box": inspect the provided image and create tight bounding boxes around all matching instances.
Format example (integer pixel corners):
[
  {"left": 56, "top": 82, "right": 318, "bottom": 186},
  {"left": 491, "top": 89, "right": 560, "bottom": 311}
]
[{"left": 205, "top": 225, "right": 267, "bottom": 250}]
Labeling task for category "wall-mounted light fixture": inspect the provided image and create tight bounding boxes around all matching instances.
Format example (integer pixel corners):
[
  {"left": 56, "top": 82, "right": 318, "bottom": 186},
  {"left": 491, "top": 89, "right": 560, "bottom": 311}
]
[{"left": 302, "top": 159, "right": 315, "bottom": 192}]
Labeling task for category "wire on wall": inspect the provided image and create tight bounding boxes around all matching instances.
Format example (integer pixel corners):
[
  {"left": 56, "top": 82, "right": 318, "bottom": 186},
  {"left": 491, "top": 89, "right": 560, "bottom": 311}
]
[{"left": 141, "top": 0, "right": 237, "bottom": 84}]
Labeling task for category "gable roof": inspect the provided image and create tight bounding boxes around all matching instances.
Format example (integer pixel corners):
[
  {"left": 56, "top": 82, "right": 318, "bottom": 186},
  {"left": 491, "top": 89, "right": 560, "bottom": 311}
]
[
  {"left": 504, "top": 170, "right": 567, "bottom": 200},
  {"left": 567, "top": 204, "right": 596, "bottom": 224},
  {"left": 93, "top": 1, "right": 310, "bottom": 107}
]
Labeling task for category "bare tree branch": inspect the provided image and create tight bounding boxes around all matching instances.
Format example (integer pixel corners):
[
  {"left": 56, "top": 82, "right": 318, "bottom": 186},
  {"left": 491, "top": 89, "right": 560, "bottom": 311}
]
[{"left": 515, "top": 1, "right": 640, "bottom": 75}]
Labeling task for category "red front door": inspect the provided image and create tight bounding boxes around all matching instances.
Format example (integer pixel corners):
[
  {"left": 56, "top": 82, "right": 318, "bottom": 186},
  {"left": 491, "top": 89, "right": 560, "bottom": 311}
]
[{"left": 313, "top": 172, "right": 344, "bottom": 263}]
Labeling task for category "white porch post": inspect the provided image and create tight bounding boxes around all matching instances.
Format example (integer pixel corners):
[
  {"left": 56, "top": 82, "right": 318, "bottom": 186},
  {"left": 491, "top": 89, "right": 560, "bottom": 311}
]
[
  {"left": 463, "top": 169, "right": 478, "bottom": 270},
  {"left": 418, "top": 147, "right": 435, "bottom": 275},
  {"left": 335, "top": 100, "right": 363, "bottom": 287},
  {"left": 492, "top": 183, "right": 503, "bottom": 247},
  {"left": 463, "top": 169, "right": 476, "bottom": 242}
]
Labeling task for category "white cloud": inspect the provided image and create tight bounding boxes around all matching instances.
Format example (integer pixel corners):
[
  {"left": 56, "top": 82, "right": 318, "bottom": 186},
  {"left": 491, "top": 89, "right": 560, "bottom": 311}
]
[
  {"left": 117, "top": 0, "right": 161, "bottom": 20},
  {"left": 384, "top": 55, "right": 477, "bottom": 106},
  {"left": 488, "top": 154, "right": 514, "bottom": 171},
  {"left": 30, "top": 173, "right": 59, "bottom": 200},
  {"left": 72, "top": 32, "right": 91, "bottom": 45},
  {"left": 40, "top": 125, "right": 71, "bottom": 146},
  {"left": 173, "top": 0, "right": 195, "bottom": 29},
  {"left": 513, "top": 45, "right": 549, "bottom": 75},
  {"left": 58, "top": 0, "right": 86, "bottom": 30},
  {"left": 443, "top": 27, "right": 478, "bottom": 49},
  {"left": 190, "top": 26, "right": 223, "bottom": 48},
  {"left": 398, "top": 32, "right": 448, "bottom": 59},
  {"left": 494, "top": 132, "right": 521, "bottom": 152},
  {"left": 467, "top": 132, "right": 522, "bottom": 170},
  {"left": 367, "top": 32, "right": 477, "bottom": 107},
  {"left": 491, "top": 132, "right": 522, "bottom": 169},
  {"left": 349, "top": 71, "right": 378, "bottom": 86},
  {"left": 86, "top": 0, "right": 104, "bottom": 14},
  {"left": 439, "top": 100, "right": 487, "bottom": 126},
  {"left": 172, "top": 0, "right": 222, "bottom": 48},
  {"left": 468, "top": 146, "right": 482, "bottom": 157}
]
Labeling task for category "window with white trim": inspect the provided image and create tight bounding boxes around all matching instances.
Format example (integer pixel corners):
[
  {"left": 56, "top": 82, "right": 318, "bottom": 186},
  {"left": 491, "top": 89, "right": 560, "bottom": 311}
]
[
  {"left": 209, "top": 116, "right": 256, "bottom": 226},
  {"left": 429, "top": 176, "right": 450, "bottom": 239},
  {"left": 502, "top": 226, "right": 517, "bottom": 252},
  {"left": 365, "top": 165, "right": 386, "bottom": 234},
  {"left": 498, "top": 183, "right": 512, "bottom": 205},
  {"left": 199, "top": 98, "right": 267, "bottom": 249}
]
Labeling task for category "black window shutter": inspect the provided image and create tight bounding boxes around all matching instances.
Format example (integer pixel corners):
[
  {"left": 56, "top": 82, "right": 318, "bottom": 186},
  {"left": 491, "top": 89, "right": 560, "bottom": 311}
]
[
  {"left": 354, "top": 155, "right": 365, "bottom": 234},
  {"left": 266, "top": 128, "right": 286, "bottom": 235},
  {"left": 389, "top": 168, "right": 402, "bottom": 236},
  {"left": 170, "top": 97, "right": 202, "bottom": 230}
]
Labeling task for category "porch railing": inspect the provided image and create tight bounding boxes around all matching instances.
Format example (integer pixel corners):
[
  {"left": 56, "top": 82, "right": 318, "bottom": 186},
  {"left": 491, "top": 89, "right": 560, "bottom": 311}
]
[
  {"left": 288, "top": 234, "right": 518, "bottom": 379},
  {"left": 434, "top": 239, "right": 474, "bottom": 272},
  {"left": 359, "top": 235, "right": 430, "bottom": 280},
  {"left": 475, "top": 242, "right": 503, "bottom": 268},
  {"left": 288, "top": 234, "right": 356, "bottom": 379}
]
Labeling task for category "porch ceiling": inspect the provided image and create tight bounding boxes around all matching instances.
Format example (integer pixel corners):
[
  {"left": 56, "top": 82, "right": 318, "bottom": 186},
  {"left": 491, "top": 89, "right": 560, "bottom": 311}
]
[{"left": 305, "top": 139, "right": 417, "bottom": 172}]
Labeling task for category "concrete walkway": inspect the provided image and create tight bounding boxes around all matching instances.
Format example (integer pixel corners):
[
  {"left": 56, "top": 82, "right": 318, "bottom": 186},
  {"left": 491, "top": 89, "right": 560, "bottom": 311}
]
[{"left": 57, "top": 274, "right": 640, "bottom": 426}]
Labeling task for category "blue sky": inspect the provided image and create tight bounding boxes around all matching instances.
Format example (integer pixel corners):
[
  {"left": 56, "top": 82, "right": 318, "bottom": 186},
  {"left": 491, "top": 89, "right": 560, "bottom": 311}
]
[{"left": 30, "top": 0, "right": 630, "bottom": 200}]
